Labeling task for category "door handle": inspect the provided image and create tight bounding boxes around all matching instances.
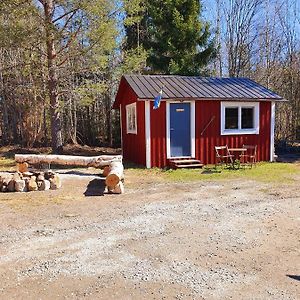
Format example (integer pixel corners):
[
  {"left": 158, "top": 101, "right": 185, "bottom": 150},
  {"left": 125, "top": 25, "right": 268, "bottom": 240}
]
[{"left": 170, "top": 128, "right": 174, "bottom": 131}]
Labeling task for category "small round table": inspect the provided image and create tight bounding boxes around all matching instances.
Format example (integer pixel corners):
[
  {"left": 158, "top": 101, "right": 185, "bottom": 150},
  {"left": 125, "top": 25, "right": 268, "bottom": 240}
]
[{"left": 228, "top": 148, "right": 247, "bottom": 169}]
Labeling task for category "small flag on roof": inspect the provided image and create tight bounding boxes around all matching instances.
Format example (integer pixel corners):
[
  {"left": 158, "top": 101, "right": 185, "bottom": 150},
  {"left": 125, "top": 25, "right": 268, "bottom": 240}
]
[{"left": 153, "top": 88, "right": 163, "bottom": 110}]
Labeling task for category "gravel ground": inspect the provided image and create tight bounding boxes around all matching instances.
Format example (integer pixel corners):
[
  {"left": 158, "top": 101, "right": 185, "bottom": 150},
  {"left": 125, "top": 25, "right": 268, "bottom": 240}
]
[{"left": 0, "top": 171, "right": 299, "bottom": 299}]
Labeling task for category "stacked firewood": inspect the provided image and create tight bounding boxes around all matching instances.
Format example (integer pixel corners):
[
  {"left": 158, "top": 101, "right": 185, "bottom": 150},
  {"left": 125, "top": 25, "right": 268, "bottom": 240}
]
[
  {"left": 0, "top": 171, "right": 61, "bottom": 193},
  {"left": 15, "top": 154, "right": 125, "bottom": 194}
]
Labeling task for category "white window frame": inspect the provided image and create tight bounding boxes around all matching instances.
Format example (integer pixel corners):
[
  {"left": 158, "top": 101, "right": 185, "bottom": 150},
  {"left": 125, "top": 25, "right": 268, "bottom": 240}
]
[
  {"left": 126, "top": 102, "right": 137, "bottom": 134},
  {"left": 221, "top": 101, "right": 259, "bottom": 135}
]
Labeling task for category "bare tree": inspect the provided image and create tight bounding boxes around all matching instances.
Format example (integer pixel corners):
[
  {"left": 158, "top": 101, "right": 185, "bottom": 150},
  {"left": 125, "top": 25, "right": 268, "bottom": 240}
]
[{"left": 223, "top": 0, "right": 262, "bottom": 77}]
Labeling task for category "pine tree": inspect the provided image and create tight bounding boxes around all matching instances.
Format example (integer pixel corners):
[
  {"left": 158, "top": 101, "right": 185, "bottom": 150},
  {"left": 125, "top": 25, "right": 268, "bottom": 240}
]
[
  {"left": 123, "top": 0, "right": 215, "bottom": 75},
  {"left": 146, "top": 0, "right": 215, "bottom": 75}
]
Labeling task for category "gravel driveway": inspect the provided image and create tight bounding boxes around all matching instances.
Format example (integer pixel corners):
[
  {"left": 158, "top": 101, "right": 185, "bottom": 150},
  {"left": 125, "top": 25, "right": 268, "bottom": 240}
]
[{"left": 0, "top": 171, "right": 299, "bottom": 299}]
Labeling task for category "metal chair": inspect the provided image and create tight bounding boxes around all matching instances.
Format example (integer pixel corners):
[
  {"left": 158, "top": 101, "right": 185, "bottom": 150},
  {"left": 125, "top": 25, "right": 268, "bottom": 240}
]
[
  {"left": 215, "top": 145, "right": 234, "bottom": 169},
  {"left": 240, "top": 145, "right": 257, "bottom": 168}
]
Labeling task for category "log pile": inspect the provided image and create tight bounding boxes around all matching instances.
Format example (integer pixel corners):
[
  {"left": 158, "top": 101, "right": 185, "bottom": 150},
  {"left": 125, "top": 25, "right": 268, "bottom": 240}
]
[
  {"left": 14, "top": 154, "right": 125, "bottom": 194},
  {"left": 0, "top": 171, "right": 61, "bottom": 193}
]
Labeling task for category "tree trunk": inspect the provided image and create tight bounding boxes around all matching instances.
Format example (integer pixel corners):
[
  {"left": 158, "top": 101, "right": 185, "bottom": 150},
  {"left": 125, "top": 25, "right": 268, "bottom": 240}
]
[
  {"left": 43, "top": 0, "right": 63, "bottom": 153},
  {"left": 15, "top": 154, "right": 122, "bottom": 168}
]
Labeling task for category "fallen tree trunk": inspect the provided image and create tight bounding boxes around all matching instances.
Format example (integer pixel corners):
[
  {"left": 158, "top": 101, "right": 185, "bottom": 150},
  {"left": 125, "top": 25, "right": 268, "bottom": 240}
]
[
  {"left": 105, "top": 161, "right": 124, "bottom": 190},
  {"left": 15, "top": 154, "right": 122, "bottom": 168}
]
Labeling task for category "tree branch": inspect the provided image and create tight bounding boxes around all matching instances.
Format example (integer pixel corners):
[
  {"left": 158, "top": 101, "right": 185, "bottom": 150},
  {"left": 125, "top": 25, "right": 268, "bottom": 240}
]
[{"left": 53, "top": 8, "right": 79, "bottom": 24}]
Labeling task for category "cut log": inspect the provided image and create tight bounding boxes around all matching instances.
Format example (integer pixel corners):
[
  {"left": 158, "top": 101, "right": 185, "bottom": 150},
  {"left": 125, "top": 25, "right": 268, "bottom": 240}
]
[
  {"left": 7, "top": 179, "right": 16, "bottom": 192},
  {"left": 1, "top": 177, "right": 11, "bottom": 192},
  {"left": 15, "top": 154, "right": 122, "bottom": 168},
  {"left": 28, "top": 176, "right": 38, "bottom": 191},
  {"left": 105, "top": 161, "right": 124, "bottom": 189},
  {"left": 15, "top": 179, "right": 26, "bottom": 192},
  {"left": 36, "top": 173, "right": 45, "bottom": 181},
  {"left": 49, "top": 174, "right": 61, "bottom": 190},
  {"left": 44, "top": 170, "right": 55, "bottom": 180},
  {"left": 17, "top": 162, "right": 28, "bottom": 173},
  {"left": 108, "top": 181, "right": 125, "bottom": 194},
  {"left": 102, "top": 166, "right": 110, "bottom": 177},
  {"left": 12, "top": 172, "right": 22, "bottom": 181},
  {"left": 37, "top": 179, "right": 50, "bottom": 191}
]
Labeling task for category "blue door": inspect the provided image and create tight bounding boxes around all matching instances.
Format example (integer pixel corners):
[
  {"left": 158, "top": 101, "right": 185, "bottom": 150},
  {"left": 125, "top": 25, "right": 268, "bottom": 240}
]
[{"left": 170, "top": 103, "right": 191, "bottom": 157}]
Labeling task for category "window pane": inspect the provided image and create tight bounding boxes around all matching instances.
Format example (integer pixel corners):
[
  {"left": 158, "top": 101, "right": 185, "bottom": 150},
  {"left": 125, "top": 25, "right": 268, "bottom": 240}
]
[
  {"left": 225, "top": 107, "right": 238, "bottom": 129},
  {"left": 127, "top": 104, "right": 136, "bottom": 132},
  {"left": 129, "top": 108, "right": 132, "bottom": 130},
  {"left": 131, "top": 106, "right": 136, "bottom": 130},
  {"left": 242, "top": 107, "right": 254, "bottom": 129}
]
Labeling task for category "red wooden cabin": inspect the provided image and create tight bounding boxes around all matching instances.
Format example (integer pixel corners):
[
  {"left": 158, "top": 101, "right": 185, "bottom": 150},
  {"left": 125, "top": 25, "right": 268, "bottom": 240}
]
[{"left": 113, "top": 75, "right": 285, "bottom": 168}]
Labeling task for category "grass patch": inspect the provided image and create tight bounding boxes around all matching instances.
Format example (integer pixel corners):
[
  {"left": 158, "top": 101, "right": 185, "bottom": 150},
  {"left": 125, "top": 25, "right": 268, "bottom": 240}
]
[
  {"left": 125, "top": 162, "right": 300, "bottom": 184},
  {"left": 0, "top": 157, "right": 16, "bottom": 171}
]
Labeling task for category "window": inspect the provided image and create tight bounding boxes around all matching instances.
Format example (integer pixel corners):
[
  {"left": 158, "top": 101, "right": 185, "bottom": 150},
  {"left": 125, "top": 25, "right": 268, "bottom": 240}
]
[
  {"left": 126, "top": 103, "right": 137, "bottom": 134},
  {"left": 225, "top": 107, "right": 238, "bottom": 129},
  {"left": 241, "top": 107, "right": 254, "bottom": 129},
  {"left": 221, "top": 102, "right": 259, "bottom": 135}
]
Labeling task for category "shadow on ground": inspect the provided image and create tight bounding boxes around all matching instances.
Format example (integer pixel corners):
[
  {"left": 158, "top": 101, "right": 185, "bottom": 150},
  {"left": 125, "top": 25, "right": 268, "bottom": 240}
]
[
  {"left": 276, "top": 153, "right": 300, "bottom": 163},
  {"left": 84, "top": 179, "right": 106, "bottom": 196},
  {"left": 60, "top": 170, "right": 102, "bottom": 177},
  {"left": 201, "top": 168, "right": 221, "bottom": 174},
  {"left": 286, "top": 275, "right": 300, "bottom": 281}
]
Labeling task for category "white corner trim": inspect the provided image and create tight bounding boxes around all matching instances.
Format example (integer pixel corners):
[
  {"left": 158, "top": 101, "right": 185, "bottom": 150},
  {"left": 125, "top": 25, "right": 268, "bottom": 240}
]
[
  {"left": 191, "top": 101, "right": 196, "bottom": 158},
  {"left": 166, "top": 102, "right": 170, "bottom": 158},
  {"left": 166, "top": 101, "right": 195, "bottom": 159},
  {"left": 220, "top": 101, "right": 260, "bottom": 135},
  {"left": 126, "top": 102, "right": 137, "bottom": 134},
  {"left": 119, "top": 104, "right": 123, "bottom": 155},
  {"left": 270, "top": 101, "right": 276, "bottom": 162},
  {"left": 145, "top": 101, "right": 151, "bottom": 168}
]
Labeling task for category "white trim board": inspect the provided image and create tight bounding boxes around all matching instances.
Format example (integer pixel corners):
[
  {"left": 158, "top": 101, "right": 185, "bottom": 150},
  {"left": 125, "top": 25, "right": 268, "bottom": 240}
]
[
  {"left": 270, "top": 101, "right": 275, "bottom": 162},
  {"left": 166, "top": 101, "right": 195, "bottom": 159},
  {"left": 145, "top": 101, "right": 151, "bottom": 168},
  {"left": 220, "top": 101, "right": 260, "bottom": 135},
  {"left": 119, "top": 104, "right": 123, "bottom": 155}
]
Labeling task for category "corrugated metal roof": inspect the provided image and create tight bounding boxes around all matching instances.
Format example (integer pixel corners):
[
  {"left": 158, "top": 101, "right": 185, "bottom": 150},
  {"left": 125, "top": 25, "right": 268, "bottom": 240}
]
[{"left": 123, "top": 74, "right": 285, "bottom": 101}]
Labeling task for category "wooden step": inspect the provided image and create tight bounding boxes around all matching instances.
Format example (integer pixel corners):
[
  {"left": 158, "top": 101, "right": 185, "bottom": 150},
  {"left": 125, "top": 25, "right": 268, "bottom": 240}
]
[
  {"left": 170, "top": 159, "right": 200, "bottom": 164},
  {"left": 168, "top": 158, "right": 203, "bottom": 169}
]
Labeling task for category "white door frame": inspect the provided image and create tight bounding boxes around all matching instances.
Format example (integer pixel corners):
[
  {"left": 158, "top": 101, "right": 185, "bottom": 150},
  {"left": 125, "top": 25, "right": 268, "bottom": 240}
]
[{"left": 166, "top": 101, "right": 195, "bottom": 159}]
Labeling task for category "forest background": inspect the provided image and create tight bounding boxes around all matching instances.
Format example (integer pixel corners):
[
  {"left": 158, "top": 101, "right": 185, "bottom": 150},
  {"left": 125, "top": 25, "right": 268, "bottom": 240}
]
[{"left": 0, "top": 0, "right": 299, "bottom": 153}]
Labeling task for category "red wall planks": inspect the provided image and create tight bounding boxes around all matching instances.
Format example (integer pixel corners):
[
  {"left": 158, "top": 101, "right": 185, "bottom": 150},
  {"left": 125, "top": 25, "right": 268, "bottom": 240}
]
[
  {"left": 150, "top": 101, "right": 167, "bottom": 168},
  {"left": 120, "top": 81, "right": 146, "bottom": 166},
  {"left": 149, "top": 100, "right": 271, "bottom": 167},
  {"left": 195, "top": 100, "right": 271, "bottom": 164}
]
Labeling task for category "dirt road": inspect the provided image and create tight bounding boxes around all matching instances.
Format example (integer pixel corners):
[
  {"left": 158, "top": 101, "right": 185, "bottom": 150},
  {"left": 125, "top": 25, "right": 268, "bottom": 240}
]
[{"left": 0, "top": 171, "right": 299, "bottom": 299}]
